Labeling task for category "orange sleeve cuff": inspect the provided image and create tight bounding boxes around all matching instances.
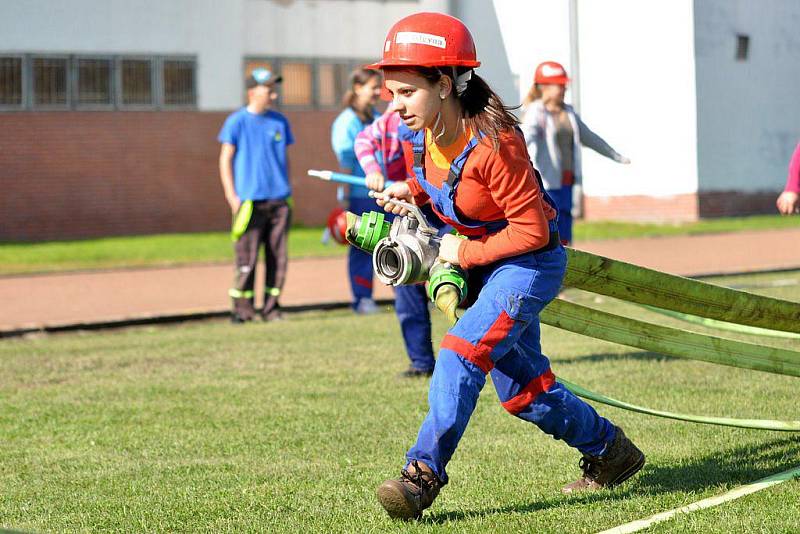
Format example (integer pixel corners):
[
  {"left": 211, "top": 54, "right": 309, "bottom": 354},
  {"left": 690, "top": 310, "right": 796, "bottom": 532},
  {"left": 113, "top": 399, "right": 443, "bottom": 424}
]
[{"left": 407, "top": 177, "right": 430, "bottom": 205}]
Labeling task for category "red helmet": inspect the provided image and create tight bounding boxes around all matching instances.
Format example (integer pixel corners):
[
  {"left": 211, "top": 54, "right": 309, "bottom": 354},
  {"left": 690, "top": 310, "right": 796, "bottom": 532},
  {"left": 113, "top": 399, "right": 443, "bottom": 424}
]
[
  {"left": 366, "top": 12, "right": 480, "bottom": 69},
  {"left": 534, "top": 61, "right": 570, "bottom": 85},
  {"left": 326, "top": 207, "right": 349, "bottom": 246}
]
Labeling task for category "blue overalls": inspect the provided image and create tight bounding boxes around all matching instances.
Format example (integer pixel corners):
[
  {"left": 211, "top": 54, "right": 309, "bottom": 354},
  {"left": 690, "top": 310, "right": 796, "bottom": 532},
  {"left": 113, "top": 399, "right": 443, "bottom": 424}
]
[{"left": 404, "top": 129, "right": 616, "bottom": 484}]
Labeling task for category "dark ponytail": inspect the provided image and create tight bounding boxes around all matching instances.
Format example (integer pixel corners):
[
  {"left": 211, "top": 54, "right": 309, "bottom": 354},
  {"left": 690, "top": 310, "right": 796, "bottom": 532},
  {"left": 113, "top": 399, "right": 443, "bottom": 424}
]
[
  {"left": 394, "top": 66, "right": 519, "bottom": 151},
  {"left": 456, "top": 69, "right": 519, "bottom": 151}
]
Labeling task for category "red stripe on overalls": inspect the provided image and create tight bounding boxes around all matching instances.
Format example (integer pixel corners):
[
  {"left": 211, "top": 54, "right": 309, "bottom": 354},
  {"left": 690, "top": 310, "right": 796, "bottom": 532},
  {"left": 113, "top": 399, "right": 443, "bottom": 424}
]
[
  {"left": 354, "top": 275, "right": 373, "bottom": 289},
  {"left": 501, "top": 369, "right": 557, "bottom": 415},
  {"left": 440, "top": 310, "right": 517, "bottom": 373}
]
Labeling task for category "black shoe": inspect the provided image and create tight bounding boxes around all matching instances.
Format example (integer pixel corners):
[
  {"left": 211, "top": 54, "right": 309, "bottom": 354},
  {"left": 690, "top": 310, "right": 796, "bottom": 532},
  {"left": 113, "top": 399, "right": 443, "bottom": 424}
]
[
  {"left": 262, "top": 310, "right": 284, "bottom": 322},
  {"left": 400, "top": 367, "right": 434, "bottom": 378},
  {"left": 230, "top": 314, "right": 251, "bottom": 324}
]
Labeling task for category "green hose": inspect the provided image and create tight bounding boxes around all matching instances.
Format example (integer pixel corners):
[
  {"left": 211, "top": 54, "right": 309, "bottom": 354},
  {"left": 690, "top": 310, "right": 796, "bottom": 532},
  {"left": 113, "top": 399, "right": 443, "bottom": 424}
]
[
  {"left": 559, "top": 378, "right": 800, "bottom": 432},
  {"left": 540, "top": 298, "right": 800, "bottom": 378},
  {"left": 639, "top": 304, "right": 800, "bottom": 340},
  {"left": 564, "top": 248, "right": 800, "bottom": 334}
]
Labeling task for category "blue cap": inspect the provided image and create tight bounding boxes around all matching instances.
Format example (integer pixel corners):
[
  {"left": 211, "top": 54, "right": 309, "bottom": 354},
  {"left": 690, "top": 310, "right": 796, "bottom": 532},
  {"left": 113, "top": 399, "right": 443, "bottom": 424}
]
[{"left": 246, "top": 68, "right": 283, "bottom": 88}]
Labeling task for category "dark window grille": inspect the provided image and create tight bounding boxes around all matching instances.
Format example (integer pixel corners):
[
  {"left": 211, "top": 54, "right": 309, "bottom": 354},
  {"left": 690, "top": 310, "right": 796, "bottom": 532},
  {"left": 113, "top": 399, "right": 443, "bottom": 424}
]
[
  {"left": 736, "top": 34, "right": 750, "bottom": 61},
  {"left": 121, "top": 59, "right": 152, "bottom": 105},
  {"left": 77, "top": 58, "right": 112, "bottom": 105},
  {"left": 0, "top": 57, "right": 23, "bottom": 106},
  {"left": 163, "top": 60, "right": 195, "bottom": 106},
  {"left": 33, "top": 57, "right": 67, "bottom": 106}
]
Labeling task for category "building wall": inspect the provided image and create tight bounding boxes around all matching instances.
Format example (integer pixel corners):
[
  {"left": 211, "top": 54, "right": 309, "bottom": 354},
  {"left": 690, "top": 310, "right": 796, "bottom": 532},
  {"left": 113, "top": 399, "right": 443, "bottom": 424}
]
[
  {"left": 490, "top": 0, "right": 573, "bottom": 107},
  {"left": 578, "top": 0, "right": 698, "bottom": 201},
  {"left": 0, "top": 0, "right": 246, "bottom": 110},
  {"left": 247, "top": 0, "right": 447, "bottom": 60},
  {"left": 694, "top": 0, "right": 800, "bottom": 194},
  {"left": 0, "top": 110, "right": 341, "bottom": 241}
]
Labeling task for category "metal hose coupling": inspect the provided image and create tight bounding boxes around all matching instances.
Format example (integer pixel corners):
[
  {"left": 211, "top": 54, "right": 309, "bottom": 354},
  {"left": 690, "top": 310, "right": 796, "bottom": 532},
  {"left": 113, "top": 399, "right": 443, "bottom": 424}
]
[{"left": 345, "top": 211, "right": 391, "bottom": 253}]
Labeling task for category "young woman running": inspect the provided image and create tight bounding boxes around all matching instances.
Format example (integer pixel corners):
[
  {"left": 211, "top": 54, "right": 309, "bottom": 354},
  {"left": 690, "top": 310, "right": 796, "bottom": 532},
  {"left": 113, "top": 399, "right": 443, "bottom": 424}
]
[{"left": 367, "top": 12, "right": 645, "bottom": 520}]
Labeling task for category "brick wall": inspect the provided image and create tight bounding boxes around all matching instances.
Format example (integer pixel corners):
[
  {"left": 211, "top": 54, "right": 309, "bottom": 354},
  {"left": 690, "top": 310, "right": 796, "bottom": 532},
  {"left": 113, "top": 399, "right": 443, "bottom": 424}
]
[
  {"left": 697, "top": 190, "right": 780, "bottom": 218},
  {"left": 0, "top": 110, "right": 342, "bottom": 242},
  {"left": 583, "top": 193, "right": 699, "bottom": 222}
]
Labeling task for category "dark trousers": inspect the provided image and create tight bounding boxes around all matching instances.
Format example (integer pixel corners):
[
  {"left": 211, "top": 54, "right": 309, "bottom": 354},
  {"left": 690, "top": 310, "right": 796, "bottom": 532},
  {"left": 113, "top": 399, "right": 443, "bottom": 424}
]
[{"left": 231, "top": 199, "right": 291, "bottom": 320}]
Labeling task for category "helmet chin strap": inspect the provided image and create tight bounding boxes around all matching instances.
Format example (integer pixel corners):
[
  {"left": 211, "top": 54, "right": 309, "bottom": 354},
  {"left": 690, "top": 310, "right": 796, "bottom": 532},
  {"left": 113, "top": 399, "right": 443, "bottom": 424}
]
[{"left": 432, "top": 111, "right": 446, "bottom": 142}]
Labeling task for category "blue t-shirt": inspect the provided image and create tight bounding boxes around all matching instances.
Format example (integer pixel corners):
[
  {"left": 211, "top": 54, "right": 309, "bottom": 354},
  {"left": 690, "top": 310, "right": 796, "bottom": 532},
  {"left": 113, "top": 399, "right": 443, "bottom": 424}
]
[
  {"left": 331, "top": 107, "right": 377, "bottom": 200},
  {"left": 218, "top": 108, "right": 294, "bottom": 201}
]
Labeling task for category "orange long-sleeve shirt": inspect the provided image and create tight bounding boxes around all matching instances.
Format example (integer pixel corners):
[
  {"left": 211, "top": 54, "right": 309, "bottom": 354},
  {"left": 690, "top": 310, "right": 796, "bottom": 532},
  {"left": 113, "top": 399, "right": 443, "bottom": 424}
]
[{"left": 407, "top": 128, "right": 556, "bottom": 269}]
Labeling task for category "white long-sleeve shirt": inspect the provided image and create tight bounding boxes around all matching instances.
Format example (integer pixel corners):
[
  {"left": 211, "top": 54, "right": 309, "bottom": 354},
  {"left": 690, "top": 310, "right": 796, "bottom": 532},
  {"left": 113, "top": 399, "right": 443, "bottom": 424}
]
[{"left": 520, "top": 100, "right": 625, "bottom": 191}]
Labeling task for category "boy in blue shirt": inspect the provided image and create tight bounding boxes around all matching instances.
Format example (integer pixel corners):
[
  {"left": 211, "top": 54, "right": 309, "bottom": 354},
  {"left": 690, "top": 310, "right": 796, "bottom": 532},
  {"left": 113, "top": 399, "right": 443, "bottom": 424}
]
[{"left": 218, "top": 68, "right": 294, "bottom": 322}]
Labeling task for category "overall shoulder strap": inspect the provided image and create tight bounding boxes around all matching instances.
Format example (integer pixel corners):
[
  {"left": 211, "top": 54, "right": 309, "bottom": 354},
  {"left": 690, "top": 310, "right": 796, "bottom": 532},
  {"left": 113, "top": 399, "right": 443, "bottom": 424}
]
[{"left": 446, "top": 135, "right": 481, "bottom": 187}]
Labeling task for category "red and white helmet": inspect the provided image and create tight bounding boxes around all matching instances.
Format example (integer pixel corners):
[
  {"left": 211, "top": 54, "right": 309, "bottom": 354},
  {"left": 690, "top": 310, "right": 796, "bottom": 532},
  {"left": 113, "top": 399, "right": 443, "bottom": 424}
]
[
  {"left": 366, "top": 12, "right": 481, "bottom": 69},
  {"left": 326, "top": 207, "right": 349, "bottom": 246},
  {"left": 534, "top": 61, "right": 570, "bottom": 85}
]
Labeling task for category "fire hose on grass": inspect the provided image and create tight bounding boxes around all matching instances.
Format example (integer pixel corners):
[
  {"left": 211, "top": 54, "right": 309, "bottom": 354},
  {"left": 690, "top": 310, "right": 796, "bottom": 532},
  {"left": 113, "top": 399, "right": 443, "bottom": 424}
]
[{"left": 309, "top": 169, "right": 800, "bottom": 431}]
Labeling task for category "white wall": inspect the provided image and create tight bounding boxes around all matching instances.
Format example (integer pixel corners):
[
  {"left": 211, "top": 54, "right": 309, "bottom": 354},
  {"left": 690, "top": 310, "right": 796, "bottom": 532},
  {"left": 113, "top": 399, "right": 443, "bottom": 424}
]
[
  {"left": 694, "top": 0, "right": 800, "bottom": 192},
  {"left": 491, "top": 0, "right": 572, "bottom": 106},
  {"left": 0, "top": 0, "right": 246, "bottom": 110},
  {"left": 245, "top": 0, "right": 448, "bottom": 59},
  {"left": 577, "top": 0, "right": 697, "bottom": 198}
]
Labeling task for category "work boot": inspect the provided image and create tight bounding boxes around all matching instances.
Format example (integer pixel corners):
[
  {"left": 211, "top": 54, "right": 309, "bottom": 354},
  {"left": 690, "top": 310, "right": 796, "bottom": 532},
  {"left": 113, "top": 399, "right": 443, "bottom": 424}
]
[
  {"left": 561, "top": 427, "right": 645, "bottom": 494},
  {"left": 377, "top": 460, "right": 441, "bottom": 520}
]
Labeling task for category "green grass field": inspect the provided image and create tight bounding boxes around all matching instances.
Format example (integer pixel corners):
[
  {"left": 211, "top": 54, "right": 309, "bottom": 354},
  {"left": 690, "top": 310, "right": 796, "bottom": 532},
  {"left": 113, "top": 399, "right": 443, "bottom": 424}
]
[
  {"left": 1, "top": 214, "right": 798, "bottom": 275},
  {"left": 1, "top": 270, "right": 799, "bottom": 532}
]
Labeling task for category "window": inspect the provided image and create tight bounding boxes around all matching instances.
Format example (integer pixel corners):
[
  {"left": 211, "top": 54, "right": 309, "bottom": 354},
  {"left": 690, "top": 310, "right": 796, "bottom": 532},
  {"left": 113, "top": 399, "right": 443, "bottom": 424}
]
[
  {"left": 1, "top": 54, "right": 196, "bottom": 110},
  {"left": 317, "top": 62, "right": 348, "bottom": 108},
  {"left": 280, "top": 61, "right": 313, "bottom": 107},
  {"left": 245, "top": 60, "right": 272, "bottom": 78},
  {"left": 121, "top": 59, "right": 153, "bottom": 106},
  {"left": 0, "top": 56, "right": 23, "bottom": 107},
  {"left": 77, "top": 58, "right": 112, "bottom": 106},
  {"left": 33, "top": 57, "right": 67, "bottom": 106},
  {"left": 246, "top": 57, "right": 374, "bottom": 110},
  {"left": 163, "top": 59, "right": 195, "bottom": 106},
  {"left": 736, "top": 34, "right": 750, "bottom": 61}
]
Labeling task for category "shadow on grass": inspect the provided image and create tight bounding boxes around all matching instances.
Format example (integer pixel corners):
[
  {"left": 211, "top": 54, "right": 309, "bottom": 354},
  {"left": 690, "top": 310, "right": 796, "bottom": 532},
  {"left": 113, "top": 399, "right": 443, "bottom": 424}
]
[
  {"left": 423, "top": 435, "right": 800, "bottom": 524},
  {"left": 549, "top": 350, "right": 676, "bottom": 365}
]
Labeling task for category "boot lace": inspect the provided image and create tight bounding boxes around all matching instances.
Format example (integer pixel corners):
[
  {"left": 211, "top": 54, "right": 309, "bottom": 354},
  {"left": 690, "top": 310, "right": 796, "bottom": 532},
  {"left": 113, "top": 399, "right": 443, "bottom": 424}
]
[
  {"left": 578, "top": 455, "right": 604, "bottom": 482},
  {"left": 400, "top": 460, "right": 437, "bottom": 494}
]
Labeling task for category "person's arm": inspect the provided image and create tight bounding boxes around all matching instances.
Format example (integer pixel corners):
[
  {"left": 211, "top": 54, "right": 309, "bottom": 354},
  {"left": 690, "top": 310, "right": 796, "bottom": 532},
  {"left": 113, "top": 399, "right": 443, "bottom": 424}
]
[
  {"left": 219, "top": 143, "right": 240, "bottom": 214},
  {"left": 355, "top": 117, "right": 387, "bottom": 191},
  {"left": 454, "top": 140, "right": 552, "bottom": 269},
  {"left": 777, "top": 142, "right": 800, "bottom": 215},
  {"left": 576, "top": 114, "right": 630, "bottom": 164}
]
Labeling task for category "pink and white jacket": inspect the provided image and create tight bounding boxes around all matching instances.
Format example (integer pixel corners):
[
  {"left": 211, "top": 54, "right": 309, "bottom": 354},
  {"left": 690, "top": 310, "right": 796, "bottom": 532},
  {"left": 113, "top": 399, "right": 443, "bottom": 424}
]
[{"left": 354, "top": 106, "right": 409, "bottom": 182}]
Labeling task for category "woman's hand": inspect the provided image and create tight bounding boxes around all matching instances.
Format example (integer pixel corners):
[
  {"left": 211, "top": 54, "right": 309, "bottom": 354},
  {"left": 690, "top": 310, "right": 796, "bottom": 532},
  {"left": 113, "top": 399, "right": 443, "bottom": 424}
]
[
  {"left": 777, "top": 191, "right": 800, "bottom": 215},
  {"left": 365, "top": 172, "right": 386, "bottom": 192},
  {"left": 617, "top": 155, "right": 632, "bottom": 165},
  {"left": 437, "top": 233, "right": 463, "bottom": 265},
  {"left": 375, "top": 181, "right": 413, "bottom": 215}
]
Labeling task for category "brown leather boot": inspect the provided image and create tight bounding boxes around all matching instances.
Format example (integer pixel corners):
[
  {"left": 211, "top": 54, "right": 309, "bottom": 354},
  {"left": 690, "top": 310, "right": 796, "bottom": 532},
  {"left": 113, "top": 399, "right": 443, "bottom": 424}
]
[
  {"left": 377, "top": 460, "right": 442, "bottom": 520},
  {"left": 562, "top": 427, "right": 645, "bottom": 494}
]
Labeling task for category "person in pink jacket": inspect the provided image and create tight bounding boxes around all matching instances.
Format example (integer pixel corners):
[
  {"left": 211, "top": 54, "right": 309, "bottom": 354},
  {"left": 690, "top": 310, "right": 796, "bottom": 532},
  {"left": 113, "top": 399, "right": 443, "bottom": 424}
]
[
  {"left": 353, "top": 106, "right": 437, "bottom": 377},
  {"left": 777, "top": 142, "right": 800, "bottom": 215}
]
